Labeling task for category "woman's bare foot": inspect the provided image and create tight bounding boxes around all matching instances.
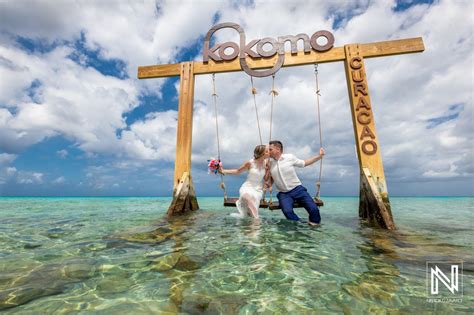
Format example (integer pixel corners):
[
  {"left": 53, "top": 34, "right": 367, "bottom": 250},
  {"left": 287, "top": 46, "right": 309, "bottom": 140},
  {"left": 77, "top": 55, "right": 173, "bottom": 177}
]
[{"left": 308, "top": 221, "right": 320, "bottom": 227}]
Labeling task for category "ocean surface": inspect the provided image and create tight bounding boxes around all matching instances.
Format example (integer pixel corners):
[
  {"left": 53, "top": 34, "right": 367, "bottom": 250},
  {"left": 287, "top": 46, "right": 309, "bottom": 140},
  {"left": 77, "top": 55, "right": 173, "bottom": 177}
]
[{"left": 0, "top": 197, "right": 472, "bottom": 314}]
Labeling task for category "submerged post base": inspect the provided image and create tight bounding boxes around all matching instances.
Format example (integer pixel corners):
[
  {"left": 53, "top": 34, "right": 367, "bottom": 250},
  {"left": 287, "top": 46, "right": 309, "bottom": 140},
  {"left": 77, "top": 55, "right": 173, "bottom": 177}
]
[
  {"left": 359, "top": 168, "right": 396, "bottom": 230},
  {"left": 167, "top": 172, "right": 199, "bottom": 217}
]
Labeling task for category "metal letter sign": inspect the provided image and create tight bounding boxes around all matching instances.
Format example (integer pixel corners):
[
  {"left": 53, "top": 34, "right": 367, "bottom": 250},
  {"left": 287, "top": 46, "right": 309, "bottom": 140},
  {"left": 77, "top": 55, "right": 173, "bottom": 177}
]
[{"left": 203, "top": 22, "right": 334, "bottom": 77}]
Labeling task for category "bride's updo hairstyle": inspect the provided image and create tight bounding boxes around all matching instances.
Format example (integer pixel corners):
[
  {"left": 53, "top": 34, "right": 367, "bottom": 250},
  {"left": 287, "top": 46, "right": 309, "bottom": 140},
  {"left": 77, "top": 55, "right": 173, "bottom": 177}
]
[{"left": 253, "top": 145, "right": 267, "bottom": 159}]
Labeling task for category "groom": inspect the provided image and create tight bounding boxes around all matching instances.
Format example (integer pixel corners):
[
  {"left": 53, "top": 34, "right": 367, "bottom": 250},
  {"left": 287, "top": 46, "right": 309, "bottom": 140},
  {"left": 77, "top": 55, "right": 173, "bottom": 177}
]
[{"left": 266, "top": 140, "right": 325, "bottom": 226}]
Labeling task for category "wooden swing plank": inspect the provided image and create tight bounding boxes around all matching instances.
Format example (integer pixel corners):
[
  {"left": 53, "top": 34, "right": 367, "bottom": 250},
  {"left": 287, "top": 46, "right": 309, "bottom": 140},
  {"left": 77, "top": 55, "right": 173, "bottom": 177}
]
[
  {"left": 138, "top": 37, "right": 424, "bottom": 79},
  {"left": 223, "top": 198, "right": 323, "bottom": 209},
  {"left": 268, "top": 198, "right": 324, "bottom": 210},
  {"left": 224, "top": 197, "right": 269, "bottom": 208}
]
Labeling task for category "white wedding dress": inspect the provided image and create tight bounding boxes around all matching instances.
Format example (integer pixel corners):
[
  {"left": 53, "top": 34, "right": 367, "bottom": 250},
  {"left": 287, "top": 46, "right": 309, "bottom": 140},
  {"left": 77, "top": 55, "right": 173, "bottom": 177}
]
[{"left": 232, "top": 159, "right": 266, "bottom": 218}]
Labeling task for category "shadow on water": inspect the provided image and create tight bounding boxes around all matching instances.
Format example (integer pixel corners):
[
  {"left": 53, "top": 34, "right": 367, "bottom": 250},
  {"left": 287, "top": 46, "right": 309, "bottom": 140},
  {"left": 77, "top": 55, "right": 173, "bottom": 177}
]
[{"left": 114, "top": 211, "right": 241, "bottom": 313}]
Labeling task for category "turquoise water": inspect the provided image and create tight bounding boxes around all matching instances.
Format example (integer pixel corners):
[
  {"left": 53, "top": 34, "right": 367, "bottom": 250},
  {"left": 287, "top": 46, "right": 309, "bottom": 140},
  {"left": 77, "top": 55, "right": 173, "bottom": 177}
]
[{"left": 0, "top": 197, "right": 472, "bottom": 314}]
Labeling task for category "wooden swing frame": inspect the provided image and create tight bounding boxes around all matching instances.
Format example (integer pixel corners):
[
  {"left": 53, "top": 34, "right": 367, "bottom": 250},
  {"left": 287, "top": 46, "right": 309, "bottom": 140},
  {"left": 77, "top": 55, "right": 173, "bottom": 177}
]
[{"left": 138, "top": 29, "right": 424, "bottom": 230}]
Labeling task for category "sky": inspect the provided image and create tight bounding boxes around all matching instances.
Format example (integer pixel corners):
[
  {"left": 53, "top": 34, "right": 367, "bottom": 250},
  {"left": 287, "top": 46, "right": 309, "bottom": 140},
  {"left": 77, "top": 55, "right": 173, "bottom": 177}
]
[{"left": 0, "top": 0, "right": 472, "bottom": 197}]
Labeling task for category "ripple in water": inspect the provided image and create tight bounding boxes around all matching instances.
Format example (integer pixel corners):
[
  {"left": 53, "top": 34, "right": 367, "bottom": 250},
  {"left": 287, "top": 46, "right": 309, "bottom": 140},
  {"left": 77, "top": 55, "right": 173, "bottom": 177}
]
[{"left": 0, "top": 197, "right": 472, "bottom": 313}]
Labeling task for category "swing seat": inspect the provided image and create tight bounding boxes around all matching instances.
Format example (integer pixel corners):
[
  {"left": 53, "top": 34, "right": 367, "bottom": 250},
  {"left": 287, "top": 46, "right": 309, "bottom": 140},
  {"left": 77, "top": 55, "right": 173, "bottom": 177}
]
[
  {"left": 268, "top": 198, "right": 324, "bottom": 210},
  {"left": 223, "top": 197, "right": 323, "bottom": 209},
  {"left": 223, "top": 197, "right": 269, "bottom": 208}
]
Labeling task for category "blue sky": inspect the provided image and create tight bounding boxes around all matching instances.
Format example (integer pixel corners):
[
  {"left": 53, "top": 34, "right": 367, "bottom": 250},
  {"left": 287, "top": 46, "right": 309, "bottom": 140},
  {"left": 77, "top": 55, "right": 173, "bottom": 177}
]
[{"left": 0, "top": 0, "right": 472, "bottom": 197}]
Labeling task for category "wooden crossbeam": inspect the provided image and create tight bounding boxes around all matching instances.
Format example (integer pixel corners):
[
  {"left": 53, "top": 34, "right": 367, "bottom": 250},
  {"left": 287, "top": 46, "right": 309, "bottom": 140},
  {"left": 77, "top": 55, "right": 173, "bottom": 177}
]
[{"left": 138, "top": 37, "right": 424, "bottom": 79}]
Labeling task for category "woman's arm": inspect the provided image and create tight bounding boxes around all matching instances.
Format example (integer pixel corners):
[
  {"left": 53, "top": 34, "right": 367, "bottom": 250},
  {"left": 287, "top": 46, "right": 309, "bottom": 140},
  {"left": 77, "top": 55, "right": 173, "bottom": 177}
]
[{"left": 220, "top": 161, "right": 251, "bottom": 175}]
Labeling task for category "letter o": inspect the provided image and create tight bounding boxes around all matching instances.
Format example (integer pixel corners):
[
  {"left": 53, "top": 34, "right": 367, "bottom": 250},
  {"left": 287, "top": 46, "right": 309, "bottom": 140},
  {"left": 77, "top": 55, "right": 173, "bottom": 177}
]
[
  {"left": 257, "top": 37, "right": 279, "bottom": 57},
  {"left": 361, "top": 140, "right": 377, "bottom": 155},
  {"left": 218, "top": 41, "right": 239, "bottom": 60},
  {"left": 310, "top": 30, "right": 334, "bottom": 52},
  {"left": 357, "top": 111, "right": 371, "bottom": 125}
]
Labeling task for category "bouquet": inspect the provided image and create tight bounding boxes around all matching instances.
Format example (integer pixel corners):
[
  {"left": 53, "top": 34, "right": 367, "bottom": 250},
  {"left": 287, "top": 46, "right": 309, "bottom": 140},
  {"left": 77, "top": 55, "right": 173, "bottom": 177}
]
[{"left": 208, "top": 158, "right": 222, "bottom": 174}]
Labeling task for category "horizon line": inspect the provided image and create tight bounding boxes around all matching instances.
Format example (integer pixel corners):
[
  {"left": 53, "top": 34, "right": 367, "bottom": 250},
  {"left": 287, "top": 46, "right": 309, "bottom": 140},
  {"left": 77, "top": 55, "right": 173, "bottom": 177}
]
[{"left": 0, "top": 195, "right": 472, "bottom": 198}]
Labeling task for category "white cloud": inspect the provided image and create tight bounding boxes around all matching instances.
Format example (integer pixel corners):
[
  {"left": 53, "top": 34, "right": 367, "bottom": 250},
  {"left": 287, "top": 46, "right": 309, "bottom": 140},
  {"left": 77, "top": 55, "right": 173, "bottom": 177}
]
[
  {"left": 120, "top": 110, "right": 178, "bottom": 160},
  {"left": 17, "top": 171, "right": 44, "bottom": 184},
  {"left": 189, "top": 0, "right": 474, "bottom": 188},
  {"left": 0, "top": 44, "right": 138, "bottom": 153},
  {"left": 0, "top": 153, "right": 17, "bottom": 165},
  {"left": 0, "top": 0, "right": 222, "bottom": 159},
  {"left": 57, "top": 149, "right": 68, "bottom": 159},
  {"left": 0, "top": 0, "right": 472, "bottom": 195},
  {"left": 0, "top": 165, "right": 17, "bottom": 185},
  {"left": 52, "top": 176, "right": 66, "bottom": 184},
  {"left": 6, "top": 167, "right": 17, "bottom": 176}
]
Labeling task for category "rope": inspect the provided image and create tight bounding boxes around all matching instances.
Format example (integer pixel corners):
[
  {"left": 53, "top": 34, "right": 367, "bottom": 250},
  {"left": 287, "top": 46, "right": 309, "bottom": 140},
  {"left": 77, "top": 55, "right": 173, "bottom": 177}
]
[
  {"left": 211, "top": 74, "right": 221, "bottom": 159},
  {"left": 211, "top": 73, "right": 228, "bottom": 199},
  {"left": 267, "top": 74, "right": 279, "bottom": 206},
  {"left": 250, "top": 76, "right": 263, "bottom": 145},
  {"left": 268, "top": 74, "right": 279, "bottom": 143},
  {"left": 314, "top": 64, "right": 323, "bottom": 199}
]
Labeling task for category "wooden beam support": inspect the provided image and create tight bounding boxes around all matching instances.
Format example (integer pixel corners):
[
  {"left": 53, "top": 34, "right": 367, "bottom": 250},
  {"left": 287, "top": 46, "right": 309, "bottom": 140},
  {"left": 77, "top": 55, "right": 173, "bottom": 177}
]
[
  {"left": 167, "top": 172, "right": 198, "bottom": 216},
  {"left": 173, "top": 62, "right": 194, "bottom": 188},
  {"left": 168, "top": 62, "right": 199, "bottom": 215},
  {"left": 344, "top": 44, "right": 396, "bottom": 230},
  {"left": 138, "top": 37, "right": 424, "bottom": 79},
  {"left": 360, "top": 168, "right": 396, "bottom": 229}
]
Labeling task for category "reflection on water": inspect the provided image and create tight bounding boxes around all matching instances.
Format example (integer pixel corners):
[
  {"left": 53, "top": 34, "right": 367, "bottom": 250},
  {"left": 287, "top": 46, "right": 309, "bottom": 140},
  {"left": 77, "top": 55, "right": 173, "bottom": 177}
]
[{"left": 0, "top": 197, "right": 472, "bottom": 313}]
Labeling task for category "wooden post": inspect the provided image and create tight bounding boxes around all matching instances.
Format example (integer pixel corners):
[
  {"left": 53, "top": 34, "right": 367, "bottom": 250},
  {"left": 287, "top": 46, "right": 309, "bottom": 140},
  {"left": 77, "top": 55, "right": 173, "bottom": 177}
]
[
  {"left": 167, "top": 62, "right": 199, "bottom": 216},
  {"left": 344, "top": 44, "right": 396, "bottom": 230}
]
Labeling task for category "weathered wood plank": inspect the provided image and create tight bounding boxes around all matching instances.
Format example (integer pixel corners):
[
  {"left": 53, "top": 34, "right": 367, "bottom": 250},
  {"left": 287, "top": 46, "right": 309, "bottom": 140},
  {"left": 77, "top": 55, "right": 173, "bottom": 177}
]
[
  {"left": 138, "top": 63, "right": 180, "bottom": 79},
  {"left": 167, "top": 172, "right": 190, "bottom": 216},
  {"left": 344, "top": 43, "right": 395, "bottom": 229},
  {"left": 137, "top": 37, "right": 424, "bottom": 79},
  {"left": 173, "top": 62, "right": 195, "bottom": 189},
  {"left": 187, "top": 178, "right": 199, "bottom": 211},
  {"left": 360, "top": 168, "right": 395, "bottom": 230},
  {"left": 361, "top": 37, "right": 424, "bottom": 58}
]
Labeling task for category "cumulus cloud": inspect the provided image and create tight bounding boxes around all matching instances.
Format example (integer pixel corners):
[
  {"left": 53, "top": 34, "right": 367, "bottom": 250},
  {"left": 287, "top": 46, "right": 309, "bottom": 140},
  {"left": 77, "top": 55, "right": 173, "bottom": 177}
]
[
  {"left": 56, "top": 149, "right": 68, "bottom": 159},
  {"left": 52, "top": 176, "right": 66, "bottom": 184},
  {"left": 0, "top": 0, "right": 472, "bottom": 196},
  {"left": 120, "top": 110, "right": 178, "bottom": 160},
  {"left": 17, "top": 171, "right": 44, "bottom": 184},
  {"left": 190, "top": 0, "right": 473, "bottom": 192},
  {"left": 0, "top": 44, "right": 139, "bottom": 153},
  {"left": 0, "top": 0, "right": 222, "bottom": 159},
  {"left": 0, "top": 153, "right": 17, "bottom": 165}
]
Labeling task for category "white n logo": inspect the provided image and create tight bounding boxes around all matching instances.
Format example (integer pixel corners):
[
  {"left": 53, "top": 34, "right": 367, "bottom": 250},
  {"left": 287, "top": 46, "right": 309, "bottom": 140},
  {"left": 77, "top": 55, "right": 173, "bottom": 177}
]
[{"left": 431, "top": 265, "right": 459, "bottom": 294}]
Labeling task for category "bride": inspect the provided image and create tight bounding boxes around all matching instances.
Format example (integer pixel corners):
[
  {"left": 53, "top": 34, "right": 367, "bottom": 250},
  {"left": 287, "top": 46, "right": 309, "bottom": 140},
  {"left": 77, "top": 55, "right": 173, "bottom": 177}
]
[{"left": 219, "top": 145, "right": 269, "bottom": 219}]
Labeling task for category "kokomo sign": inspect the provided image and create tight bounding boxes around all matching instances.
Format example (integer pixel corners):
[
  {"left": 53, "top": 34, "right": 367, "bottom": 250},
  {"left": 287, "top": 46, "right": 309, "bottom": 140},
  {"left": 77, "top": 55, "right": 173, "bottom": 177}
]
[{"left": 203, "top": 22, "right": 334, "bottom": 77}]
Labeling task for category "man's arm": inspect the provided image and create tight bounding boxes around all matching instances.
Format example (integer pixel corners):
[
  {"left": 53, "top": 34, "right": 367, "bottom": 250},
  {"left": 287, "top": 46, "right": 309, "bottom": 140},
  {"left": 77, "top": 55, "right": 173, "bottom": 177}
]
[{"left": 303, "top": 147, "right": 325, "bottom": 167}]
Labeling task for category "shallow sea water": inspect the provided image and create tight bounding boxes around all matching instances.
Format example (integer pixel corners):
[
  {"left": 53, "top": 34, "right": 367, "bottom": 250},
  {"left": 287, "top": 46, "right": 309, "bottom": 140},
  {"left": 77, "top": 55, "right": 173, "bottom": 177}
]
[{"left": 0, "top": 197, "right": 473, "bottom": 314}]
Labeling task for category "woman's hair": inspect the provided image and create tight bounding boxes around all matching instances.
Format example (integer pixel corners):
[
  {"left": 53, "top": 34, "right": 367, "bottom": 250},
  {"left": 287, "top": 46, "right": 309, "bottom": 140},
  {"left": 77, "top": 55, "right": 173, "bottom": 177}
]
[{"left": 253, "top": 145, "right": 267, "bottom": 159}]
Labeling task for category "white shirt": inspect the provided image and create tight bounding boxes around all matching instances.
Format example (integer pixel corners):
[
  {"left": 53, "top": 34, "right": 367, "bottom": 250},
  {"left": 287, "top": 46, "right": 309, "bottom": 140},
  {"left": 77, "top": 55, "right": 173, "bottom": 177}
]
[{"left": 269, "top": 154, "right": 305, "bottom": 192}]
